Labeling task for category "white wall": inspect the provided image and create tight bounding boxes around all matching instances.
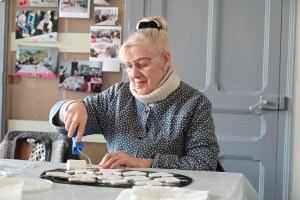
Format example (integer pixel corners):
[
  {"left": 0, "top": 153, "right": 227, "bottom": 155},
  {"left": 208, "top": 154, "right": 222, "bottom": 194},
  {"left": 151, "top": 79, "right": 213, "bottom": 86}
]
[{"left": 291, "top": 1, "right": 300, "bottom": 199}]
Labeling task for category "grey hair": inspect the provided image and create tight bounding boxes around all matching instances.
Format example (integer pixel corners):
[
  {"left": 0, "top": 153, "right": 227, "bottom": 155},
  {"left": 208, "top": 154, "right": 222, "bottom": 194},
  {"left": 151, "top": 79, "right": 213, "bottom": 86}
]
[
  {"left": 118, "top": 16, "right": 171, "bottom": 63},
  {"left": 44, "top": 13, "right": 51, "bottom": 19},
  {"left": 18, "top": 14, "right": 26, "bottom": 21}
]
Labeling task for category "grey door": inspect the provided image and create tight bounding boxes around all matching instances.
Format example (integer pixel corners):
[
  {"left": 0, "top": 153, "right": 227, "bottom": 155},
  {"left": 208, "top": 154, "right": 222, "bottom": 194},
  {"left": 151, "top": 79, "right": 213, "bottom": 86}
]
[{"left": 124, "top": 0, "right": 295, "bottom": 199}]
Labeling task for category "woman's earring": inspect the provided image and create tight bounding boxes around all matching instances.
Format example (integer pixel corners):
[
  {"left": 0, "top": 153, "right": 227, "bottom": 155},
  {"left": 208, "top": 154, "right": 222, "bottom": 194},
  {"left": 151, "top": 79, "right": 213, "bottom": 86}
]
[{"left": 164, "top": 68, "right": 167, "bottom": 70}]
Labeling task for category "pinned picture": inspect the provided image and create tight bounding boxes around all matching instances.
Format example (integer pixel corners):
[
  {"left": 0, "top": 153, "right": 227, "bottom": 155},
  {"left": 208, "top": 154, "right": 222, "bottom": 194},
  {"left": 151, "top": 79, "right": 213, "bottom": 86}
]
[
  {"left": 15, "top": 45, "right": 59, "bottom": 79},
  {"left": 90, "top": 26, "right": 121, "bottom": 72},
  {"left": 15, "top": 10, "right": 58, "bottom": 42},
  {"left": 94, "top": 0, "right": 109, "bottom": 6},
  {"left": 17, "top": 0, "right": 59, "bottom": 7},
  {"left": 59, "top": 60, "right": 102, "bottom": 93},
  {"left": 94, "top": 7, "right": 118, "bottom": 25},
  {"left": 59, "top": 0, "right": 90, "bottom": 18}
]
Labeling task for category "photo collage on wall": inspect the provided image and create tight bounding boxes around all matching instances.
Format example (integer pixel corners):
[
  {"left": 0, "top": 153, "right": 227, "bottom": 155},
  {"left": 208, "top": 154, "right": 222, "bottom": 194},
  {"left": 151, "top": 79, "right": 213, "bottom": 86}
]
[
  {"left": 14, "top": 0, "right": 118, "bottom": 93},
  {"left": 90, "top": 6, "right": 121, "bottom": 72},
  {"left": 90, "top": 26, "right": 121, "bottom": 71}
]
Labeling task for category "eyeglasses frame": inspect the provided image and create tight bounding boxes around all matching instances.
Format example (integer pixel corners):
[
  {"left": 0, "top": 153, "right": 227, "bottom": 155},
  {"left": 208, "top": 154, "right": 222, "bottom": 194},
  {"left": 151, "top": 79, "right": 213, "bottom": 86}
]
[{"left": 123, "top": 54, "right": 162, "bottom": 73}]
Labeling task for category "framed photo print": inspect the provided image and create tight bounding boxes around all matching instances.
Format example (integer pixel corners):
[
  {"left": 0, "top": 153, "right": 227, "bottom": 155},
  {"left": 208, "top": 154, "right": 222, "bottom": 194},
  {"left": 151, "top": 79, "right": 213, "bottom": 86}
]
[
  {"left": 94, "top": 7, "right": 118, "bottom": 25},
  {"left": 94, "top": 0, "right": 109, "bottom": 6},
  {"left": 17, "top": 0, "right": 59, "bottom": 7},
  {"left": 15, "top": 10, "right": 58, "bottom": 42},
  {"left": 59, "top": 59, "right": 103, "bottom": 93},
  {"left": 89, "top": 26, "right": 121, "bottom": 72},
  {"left": 15, "top": 45, "right": 59, "bottom": 79},
  {"left": 59, "top": 0, "right": 90, "bottom": 18}
]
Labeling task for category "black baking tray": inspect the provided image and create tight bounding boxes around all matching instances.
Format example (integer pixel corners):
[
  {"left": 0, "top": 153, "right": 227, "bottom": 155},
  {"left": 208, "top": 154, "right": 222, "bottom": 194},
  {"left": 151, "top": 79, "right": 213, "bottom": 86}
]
[{"left": 40, "top": 168, "right": 192, "bottom": 188}]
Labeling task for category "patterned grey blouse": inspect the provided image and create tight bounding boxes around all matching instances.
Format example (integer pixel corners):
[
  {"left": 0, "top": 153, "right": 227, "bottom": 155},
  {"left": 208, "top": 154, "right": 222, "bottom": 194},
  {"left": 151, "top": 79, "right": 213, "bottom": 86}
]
[{"left": 49, "top": 81, "right": 220, "bottom": 171}]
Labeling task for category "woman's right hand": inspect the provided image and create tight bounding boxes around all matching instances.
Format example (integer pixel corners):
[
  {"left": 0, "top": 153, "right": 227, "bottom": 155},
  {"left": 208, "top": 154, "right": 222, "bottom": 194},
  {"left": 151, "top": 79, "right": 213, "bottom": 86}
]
[{"left": 64, "top": 102, "right": 88, "bottom": 142}]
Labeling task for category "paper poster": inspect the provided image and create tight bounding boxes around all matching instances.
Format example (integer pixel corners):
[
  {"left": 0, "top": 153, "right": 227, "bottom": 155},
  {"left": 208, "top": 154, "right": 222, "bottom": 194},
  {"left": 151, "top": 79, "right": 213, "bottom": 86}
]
[
  {"left": 59, "top": 59, "right": 103, "bottom": 93},
  {"left": 15, "top": 45, "right": 59, "bottom": 79},
  {"left": 15, "top": 10, "right": 58, "bottom": 42},
  {"left": 16, "top": 0, "right": 59, "bottom": 7},
  {"left": 89, "top": 26, "right": 121, "bottom": 72},
  {"left": 59, "top": 0, "right": 90, "bottom": 18},
  {"left": 94, "top": 7, "right": 118, "bottom": 25}
]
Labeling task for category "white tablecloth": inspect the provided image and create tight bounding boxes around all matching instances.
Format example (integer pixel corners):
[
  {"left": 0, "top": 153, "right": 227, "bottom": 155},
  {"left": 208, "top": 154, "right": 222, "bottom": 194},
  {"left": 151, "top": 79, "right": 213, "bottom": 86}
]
[{"left": 0, "top": 159, "right": 258, "bottom": 200}]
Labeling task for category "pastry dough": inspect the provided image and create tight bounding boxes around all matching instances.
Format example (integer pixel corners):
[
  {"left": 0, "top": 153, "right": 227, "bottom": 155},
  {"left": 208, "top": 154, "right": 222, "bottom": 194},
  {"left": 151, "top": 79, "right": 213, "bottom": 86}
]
[
  {"left": 102, "top": 179, "right": 128, "bottom": 185},
  {"left": 122, "top": 171, "right": 147, "bottom": 176},
  {"left": 148, "top": 172, "right": 173, "bottom": 178},
  {"left": 97, "top": 175, "right": 123, "bottom": 180},
  {"left": 154, "top": 177, "right": 180, "bottom": 184},
  {"left": 124, "top": 176, "right": 150, "bottom": 182},
  {"left": 66, "top": 160, "right": 87, "bottom": 170}
]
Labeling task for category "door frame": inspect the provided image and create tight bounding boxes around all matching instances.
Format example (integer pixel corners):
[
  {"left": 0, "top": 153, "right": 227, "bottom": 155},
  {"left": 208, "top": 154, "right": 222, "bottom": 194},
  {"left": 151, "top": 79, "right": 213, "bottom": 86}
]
[
  {"left": 0, "top": 0, "right": 9, "bottom": 141},
  {"left": 276, "top": 0, "right": 296, "bottom": 199}
]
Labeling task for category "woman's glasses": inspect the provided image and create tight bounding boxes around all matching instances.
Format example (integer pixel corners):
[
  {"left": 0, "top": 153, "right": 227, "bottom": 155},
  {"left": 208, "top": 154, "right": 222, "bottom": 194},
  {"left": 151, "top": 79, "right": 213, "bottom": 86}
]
[{"left": 123, "top": 54, "right": 162, "bottom": 73}]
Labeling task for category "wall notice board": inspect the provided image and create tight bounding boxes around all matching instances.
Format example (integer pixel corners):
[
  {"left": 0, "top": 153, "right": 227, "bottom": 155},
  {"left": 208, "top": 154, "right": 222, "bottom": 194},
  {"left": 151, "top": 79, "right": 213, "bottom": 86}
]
[{"left": 6, "top": 0, "right": 124, "bottom": 129}]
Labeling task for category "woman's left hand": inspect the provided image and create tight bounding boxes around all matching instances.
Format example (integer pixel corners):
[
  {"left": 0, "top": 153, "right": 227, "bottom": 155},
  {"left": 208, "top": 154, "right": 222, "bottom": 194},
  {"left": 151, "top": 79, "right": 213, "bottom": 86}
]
[{"left": 98, "top": 151, "right": 149, "bottom": 169}]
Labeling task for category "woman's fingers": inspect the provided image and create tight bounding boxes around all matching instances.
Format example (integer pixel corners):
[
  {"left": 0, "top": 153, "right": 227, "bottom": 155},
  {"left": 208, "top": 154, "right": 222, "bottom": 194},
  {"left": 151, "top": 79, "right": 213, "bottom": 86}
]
[
  {"left": 103, "top": 157, "right": 125, "bottom": 169},
  {"left": 99, "top": 152, "right": 114, "bottom": 167},
  {"left": 109, "top": 157, "right": 124, "bottom": 169},
  {"left": 63, "top": 102, "right": 88, "bottom": 140},
  {"left": 76, "top": 123, "right": 86, "bottom": 142},
  {"left": 67, "top": 120, "right": 79, "bottom": 139},
  {"left": 99, "top": 152, "right": 139, "bottom": 169}
]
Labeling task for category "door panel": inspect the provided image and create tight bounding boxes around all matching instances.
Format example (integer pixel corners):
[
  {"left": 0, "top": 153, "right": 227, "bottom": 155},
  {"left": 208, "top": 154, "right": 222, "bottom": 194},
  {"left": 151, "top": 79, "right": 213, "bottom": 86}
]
[
  {"left": 123, "top": 0, "right": 287, "bottom": 199},
  {"left": 164, "top": 0, "right": 209, "bottom": 90},
  {"left": 213, "top": 113, "right": 264, "bottom": 139},
  {"left": 218, "top": 1, "right": 265, "bottom": 93}
]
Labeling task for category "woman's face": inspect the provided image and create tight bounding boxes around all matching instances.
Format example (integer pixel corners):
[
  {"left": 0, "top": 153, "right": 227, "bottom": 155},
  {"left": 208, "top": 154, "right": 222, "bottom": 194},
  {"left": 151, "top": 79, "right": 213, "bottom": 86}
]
[
  {"left": 126, "top": 46, "right": 171, "bottom": 95},
  {"left": 19, "top": 15, "right": 26, "bottom": 24},
  {"left": 45, "top": 15, "right": 51, "bottom": 21}
]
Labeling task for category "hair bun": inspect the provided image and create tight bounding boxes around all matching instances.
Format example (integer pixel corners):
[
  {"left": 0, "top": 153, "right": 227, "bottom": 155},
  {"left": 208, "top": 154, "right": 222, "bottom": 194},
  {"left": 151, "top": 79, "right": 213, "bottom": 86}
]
[{"left": 136, "top": 16, "right": 168, "bottom": 32}]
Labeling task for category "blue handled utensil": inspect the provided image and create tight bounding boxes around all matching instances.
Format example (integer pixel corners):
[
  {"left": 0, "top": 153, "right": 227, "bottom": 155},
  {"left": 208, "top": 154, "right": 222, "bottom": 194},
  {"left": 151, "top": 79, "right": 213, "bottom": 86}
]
[
  {"left": 71, "top": 128, "right": 92, "bottom": 166},
  {"left": 72, "top": 128, "right": 84, "bottom": 155}
]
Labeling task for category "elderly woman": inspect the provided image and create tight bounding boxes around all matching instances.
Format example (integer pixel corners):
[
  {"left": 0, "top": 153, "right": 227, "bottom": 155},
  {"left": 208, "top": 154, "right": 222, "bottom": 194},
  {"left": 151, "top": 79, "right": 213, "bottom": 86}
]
[
  {"left": 16, "top": 14, "right": 31, "bottom": 39},
  {"left": 37, "top": 13, "right": 52, "bottom": 35},
  {"left": 50, "top": 16, "right": 220, "bottom": 171}
]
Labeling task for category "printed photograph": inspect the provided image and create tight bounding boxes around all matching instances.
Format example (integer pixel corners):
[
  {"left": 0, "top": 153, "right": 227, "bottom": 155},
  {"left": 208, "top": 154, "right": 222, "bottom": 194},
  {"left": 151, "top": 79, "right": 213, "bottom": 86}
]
[
  {"left": 89, "top": 26, "right": 121, "bottom": 71},
  {"left": 15, "top": 45, "right": 59, "bottom": 78},
  {"left": 94, "top": 7, "right": 118, "bottom": 25},
  {"left": 59, "top": 59, "right": 103, "bottom": 93},
  {"left": 94, "top": 0, "right": 109, "bottom": 6},
  {"left": 59, "top": 0, "right": 90, "bottom": 18},
  {"left": 17, "top": 0, "right": 59, "bottom": 7},
  {"left": 15, "top": 10, "right": 58, "bottom": 42}
]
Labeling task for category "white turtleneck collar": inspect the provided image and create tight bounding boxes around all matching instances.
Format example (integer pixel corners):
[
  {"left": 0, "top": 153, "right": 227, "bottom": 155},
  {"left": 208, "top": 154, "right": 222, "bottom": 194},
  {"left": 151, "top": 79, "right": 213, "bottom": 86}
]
[{"left": 129, "top": 66, "right": 181, "bottom": 105}]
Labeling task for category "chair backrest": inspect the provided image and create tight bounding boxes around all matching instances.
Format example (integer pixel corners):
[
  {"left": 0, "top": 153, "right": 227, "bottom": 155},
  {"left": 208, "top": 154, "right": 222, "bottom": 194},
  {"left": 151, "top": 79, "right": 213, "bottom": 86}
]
[
  {"left": 15, "top": 140, "right": 34, "bottom": 160},
  {"left": 216, "top": 160, "right": 225, "bottom": 172},
  {"left": 0, "top": 130, "right": 79, "bottom": 162}
]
